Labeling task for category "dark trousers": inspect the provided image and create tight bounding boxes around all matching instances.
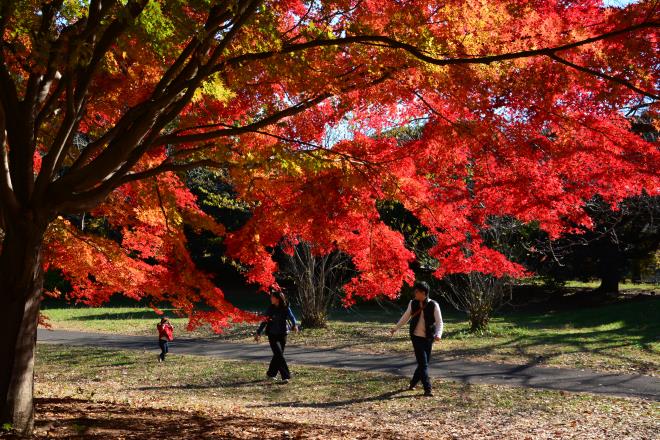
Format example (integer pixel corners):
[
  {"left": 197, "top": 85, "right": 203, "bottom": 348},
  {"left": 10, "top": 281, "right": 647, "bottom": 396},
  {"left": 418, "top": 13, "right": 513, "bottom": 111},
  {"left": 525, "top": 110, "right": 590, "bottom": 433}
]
[
  {"left": 410, "top": 336, "right": 433, "bottom": 391},
  {"left": 159, "top": 339, "right": 169, "bottom": 361},
  {"left": 267, "top": 334, "right": 290, "bottom": 379}
]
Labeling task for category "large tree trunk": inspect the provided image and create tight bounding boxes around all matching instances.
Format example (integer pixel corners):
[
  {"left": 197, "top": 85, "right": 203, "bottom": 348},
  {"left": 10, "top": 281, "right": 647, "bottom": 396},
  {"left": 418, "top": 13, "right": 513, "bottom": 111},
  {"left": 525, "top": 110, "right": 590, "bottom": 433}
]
[
  {"left": 597, "top": 270, "right": 620, "bottom": 294},
  {"left": 596, "top": 243, "right": 622, "bottom": 295},
  {"left": 0, "top": 218, "right": 47, "bottom": 436}
]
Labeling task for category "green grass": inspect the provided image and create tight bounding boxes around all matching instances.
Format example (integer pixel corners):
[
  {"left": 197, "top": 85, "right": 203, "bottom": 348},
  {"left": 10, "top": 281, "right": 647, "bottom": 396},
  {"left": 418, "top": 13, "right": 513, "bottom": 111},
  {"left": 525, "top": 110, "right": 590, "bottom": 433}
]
[
  {"left": 564, "top": 280, "right": 658, "bottom": 290},
  {"left": 42, "top": 296, "right": 660, "bottom": 375},
  {"left": 33, "top": 344, "right": 660, "bottom": 439}
]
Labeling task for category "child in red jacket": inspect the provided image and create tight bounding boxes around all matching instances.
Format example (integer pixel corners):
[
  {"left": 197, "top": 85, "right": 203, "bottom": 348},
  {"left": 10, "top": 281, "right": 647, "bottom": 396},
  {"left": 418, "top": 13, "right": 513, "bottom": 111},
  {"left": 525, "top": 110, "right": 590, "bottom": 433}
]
[{"left": 157, "top": 317, "right": 174, "bottom": 362}]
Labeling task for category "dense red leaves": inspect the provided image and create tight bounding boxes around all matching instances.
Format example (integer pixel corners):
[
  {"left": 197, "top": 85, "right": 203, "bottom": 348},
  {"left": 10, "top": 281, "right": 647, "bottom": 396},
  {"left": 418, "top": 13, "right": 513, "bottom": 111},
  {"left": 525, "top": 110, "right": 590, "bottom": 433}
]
[
  {"left": 5, "top": 0, "right": 657, "bottom": 327},
  {"left": 43, "top": 172, "right": 252, "bottom": 330}
]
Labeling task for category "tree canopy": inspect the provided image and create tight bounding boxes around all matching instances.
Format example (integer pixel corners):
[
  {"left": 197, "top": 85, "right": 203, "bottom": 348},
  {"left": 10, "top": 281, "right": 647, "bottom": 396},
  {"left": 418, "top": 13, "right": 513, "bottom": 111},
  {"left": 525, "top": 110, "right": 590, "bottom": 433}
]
[{"left": 1, "top": 0, "right": 658, "bottom": 326}]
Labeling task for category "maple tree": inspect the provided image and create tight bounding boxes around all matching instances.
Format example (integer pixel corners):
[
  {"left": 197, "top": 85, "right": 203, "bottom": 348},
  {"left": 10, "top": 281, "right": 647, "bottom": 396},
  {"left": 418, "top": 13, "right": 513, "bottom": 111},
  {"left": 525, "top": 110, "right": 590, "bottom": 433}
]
[{"left": 0, "top": 0, "right": 658, "bottom": 434}]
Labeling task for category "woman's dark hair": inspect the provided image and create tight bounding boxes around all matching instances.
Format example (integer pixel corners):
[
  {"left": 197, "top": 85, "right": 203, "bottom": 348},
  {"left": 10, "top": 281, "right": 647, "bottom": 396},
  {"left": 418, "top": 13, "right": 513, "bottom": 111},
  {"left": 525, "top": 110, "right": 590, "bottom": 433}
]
[
  {"left": 413, "top": 281, "right": 430, "bottom": 296},
  {"left": 160, "top": 317, "right": 169, "bottom": 324},
  {"left": 270, "top": 290, "right": 289, "bottom": 308}
]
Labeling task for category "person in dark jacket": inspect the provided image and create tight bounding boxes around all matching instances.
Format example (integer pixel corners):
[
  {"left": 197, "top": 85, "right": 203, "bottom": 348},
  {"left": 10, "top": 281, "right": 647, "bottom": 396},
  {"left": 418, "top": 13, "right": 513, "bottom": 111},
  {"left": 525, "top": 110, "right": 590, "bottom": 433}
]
[
  {"left": 255, "top": 290, "right": 298, "bottom": 383},
  {"left": 390, "top": 281, "right": 443, "bottom": 396}
]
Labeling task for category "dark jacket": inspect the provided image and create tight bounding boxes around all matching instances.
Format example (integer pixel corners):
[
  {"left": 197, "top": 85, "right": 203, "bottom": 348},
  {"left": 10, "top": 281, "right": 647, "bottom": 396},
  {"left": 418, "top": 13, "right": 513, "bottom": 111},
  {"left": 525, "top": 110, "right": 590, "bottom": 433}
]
[
  {"left": 409, "top": 299, "right": 438, "bottom": 339},
  {"left": 256, "top": 305, "right": 297, "bottom": 336}
]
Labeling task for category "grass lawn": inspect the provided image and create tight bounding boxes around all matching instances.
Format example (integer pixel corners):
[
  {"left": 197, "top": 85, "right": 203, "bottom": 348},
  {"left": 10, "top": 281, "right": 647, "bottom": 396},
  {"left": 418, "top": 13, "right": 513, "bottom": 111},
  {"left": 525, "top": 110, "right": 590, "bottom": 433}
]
[
  {"left": 564, "top": 281, "right": 658, "bottom": 290},
  {"left": 42, "top": 295, "right": 660, "bottom": 376},
  {"left": 28, "top": 344, "right": 659, "bottom": 439}
]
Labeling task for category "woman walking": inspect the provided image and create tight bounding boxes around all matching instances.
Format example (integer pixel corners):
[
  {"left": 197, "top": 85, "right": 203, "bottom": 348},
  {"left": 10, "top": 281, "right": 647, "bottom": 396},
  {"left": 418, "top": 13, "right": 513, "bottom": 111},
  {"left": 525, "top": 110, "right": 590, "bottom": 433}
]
[{"left": 255, "top": 291, "right": 298, "bottom": 383}]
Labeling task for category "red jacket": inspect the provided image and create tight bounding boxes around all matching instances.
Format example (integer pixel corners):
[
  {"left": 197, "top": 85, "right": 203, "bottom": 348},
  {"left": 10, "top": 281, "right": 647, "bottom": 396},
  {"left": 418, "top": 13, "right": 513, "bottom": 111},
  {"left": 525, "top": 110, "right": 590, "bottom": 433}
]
[{"left": 157, "top": 323, "right": 174, "bottom": 341}]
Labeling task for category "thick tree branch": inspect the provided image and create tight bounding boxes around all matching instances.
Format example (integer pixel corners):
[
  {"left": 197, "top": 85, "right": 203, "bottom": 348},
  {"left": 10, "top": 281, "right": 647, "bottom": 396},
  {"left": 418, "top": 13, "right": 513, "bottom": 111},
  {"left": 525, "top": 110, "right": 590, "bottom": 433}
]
[
  {"left": 67, "top": 68, "right": 390, "bottom": 203},
  {"left": 33, "top": 1, "right": 150, "bottom": 203},
  {"left": 223, "top": 21, "right": 658, "bottom": 73},
  {"left": 58, "top": 0, "right": 262, "bottom": 194},
  {"left": 120, "top": 159, "right": 228, "bottom": 185},
  {"left": 22, "top": 0, "right": 65, "bottom": 112},
  {"left": 0, "top": 63, "right": 20, "bottom": 141},
  {"left": 54, "top": 159, "right": 227, "bottom": 214}
]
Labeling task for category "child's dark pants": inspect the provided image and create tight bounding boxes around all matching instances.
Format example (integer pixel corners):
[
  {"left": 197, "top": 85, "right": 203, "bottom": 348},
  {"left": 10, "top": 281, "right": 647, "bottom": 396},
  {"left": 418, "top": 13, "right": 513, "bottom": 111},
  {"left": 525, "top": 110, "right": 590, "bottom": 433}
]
[{"left": 159, "top": 339, "right": 169, "bottom": 361}]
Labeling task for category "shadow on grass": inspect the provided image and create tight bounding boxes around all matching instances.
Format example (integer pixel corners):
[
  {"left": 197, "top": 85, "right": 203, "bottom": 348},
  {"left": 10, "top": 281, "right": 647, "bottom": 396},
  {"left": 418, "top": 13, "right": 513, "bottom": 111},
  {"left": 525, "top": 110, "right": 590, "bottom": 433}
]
[
  {"left": 290, "top": 299, "right": 658, "bottom": 373},
  {"left": 437, "top": 328, "right": 658, "bottom": 374},
  {"left": 135, "top": 379, "right": 266, "bottom": 391},
  {"left": 251, "top": 388, "right": 413, "bottom": 409},
  {"left": 29, "top": 397, "right": 392, "bottom": 440},
  {"left": 37, "top": 347, "right": 138, "bottom": 369},
  {"left": 64, "top": 311, "right": 167, "bottom": 321}
]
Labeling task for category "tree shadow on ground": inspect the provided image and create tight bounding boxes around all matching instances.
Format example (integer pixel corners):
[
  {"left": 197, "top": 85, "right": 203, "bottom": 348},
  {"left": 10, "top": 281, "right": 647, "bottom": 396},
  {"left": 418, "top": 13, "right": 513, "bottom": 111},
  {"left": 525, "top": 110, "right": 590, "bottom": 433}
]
[
  {"left": 312, "top": 297, "right": 659, "bottom": 373},
  {"left": 64, "top": 311, "right": 166, "bottom": 321},
  {"left": 135, "top": 378, "right": 266, "bottom": 391},
  {"left": 16, "top": 397, "right": 400, "bottom": 440},
  {"left": 37, "top": 347, "right": 137, "bottom": 368},
  {"left": 249, "top": 388, "right": 416, "bottom": 409}
]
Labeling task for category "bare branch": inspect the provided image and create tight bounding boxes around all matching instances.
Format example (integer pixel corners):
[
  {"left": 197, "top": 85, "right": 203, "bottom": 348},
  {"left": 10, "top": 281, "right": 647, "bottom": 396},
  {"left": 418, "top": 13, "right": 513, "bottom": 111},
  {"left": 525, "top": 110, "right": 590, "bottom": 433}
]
[
  {"left": 118, "top": 159, "right": 228, "bottom": 185},
  {"left": 154, "top": 93, "right": 332, "bottom": 146},
  {"left": 547, "top": 53, "right": 658, "bottom": 100},
  {"left": 154, "top": 179, "right": 171, "bottom": 232}
]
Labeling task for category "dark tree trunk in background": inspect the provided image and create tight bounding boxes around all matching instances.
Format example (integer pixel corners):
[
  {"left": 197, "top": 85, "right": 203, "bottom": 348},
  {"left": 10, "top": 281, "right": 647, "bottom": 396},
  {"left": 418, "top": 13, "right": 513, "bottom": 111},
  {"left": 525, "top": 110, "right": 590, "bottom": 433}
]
[
  {"left": 596, "top": 243, "right": 622, "bottom": 294},
  {"left": 597, "top": 270, "right": 620, "bottom": 294},
  {"left": 0, "top": 218, "right": 47, "bottom": 436}
]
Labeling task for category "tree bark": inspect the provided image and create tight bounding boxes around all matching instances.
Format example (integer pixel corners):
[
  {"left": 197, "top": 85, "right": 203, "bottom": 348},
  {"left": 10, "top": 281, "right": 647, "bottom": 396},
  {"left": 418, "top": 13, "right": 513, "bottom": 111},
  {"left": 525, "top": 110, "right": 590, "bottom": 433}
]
[
  {"left": 597, "top": 270, "right": 620, "bottom": 294},
  {"left": 596, "top": 244, "right": 622, "bottom": 294},
  {"left": 0, "top": 218, "right": 47, "bottom": 436},
  {"left": 300, "top": 302, "right": 329, "bottom": 329}
]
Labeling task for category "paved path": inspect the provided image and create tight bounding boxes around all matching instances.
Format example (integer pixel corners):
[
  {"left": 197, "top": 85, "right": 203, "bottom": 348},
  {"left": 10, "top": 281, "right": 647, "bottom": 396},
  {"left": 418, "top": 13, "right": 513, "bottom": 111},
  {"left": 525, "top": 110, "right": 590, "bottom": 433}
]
[{"left": 38, "top": 329, "right": 659, "bottom": 401}]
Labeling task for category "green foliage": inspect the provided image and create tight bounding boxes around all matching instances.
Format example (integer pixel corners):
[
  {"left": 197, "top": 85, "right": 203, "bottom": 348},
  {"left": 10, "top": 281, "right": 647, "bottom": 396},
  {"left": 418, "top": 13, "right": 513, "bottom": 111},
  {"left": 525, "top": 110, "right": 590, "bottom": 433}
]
[
  {"left": 377, "top": 200, "right": 438, "bottom": 272},
  {"left": 136, "top": 0, "right": 176, "bottom": 53},
  {"left": 185, "top": 168, "right": 251, "bottom": 231},
  {"left": 193, "top": 72, "right": 236, "bottom": 103}
]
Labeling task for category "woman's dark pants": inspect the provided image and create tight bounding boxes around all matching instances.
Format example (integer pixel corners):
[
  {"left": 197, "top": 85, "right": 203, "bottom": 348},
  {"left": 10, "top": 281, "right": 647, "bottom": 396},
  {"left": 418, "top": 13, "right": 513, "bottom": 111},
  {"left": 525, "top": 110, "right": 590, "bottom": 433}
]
[{"left": 267, "top": 334, "right": 290, "bottom": 380}]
